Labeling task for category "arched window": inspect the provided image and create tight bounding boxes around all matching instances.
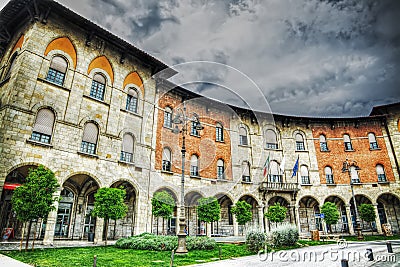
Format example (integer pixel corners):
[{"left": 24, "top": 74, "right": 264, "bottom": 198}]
[
  {"left": 190, "top": 154, "right": 199, "bottom": 177},
  {"left": 121, "top": 133, "right": 134, "bottom": 162},
  {"left": 295, "top": 133, "right": 305, "bottom": 151},
  {"left": 319, "top": 135, "right": 328, "bottom": 151},
  {"left": 81, "top": 122, "right": 98, "bottom": 154},
  {"left": 126, "top": 88, "right": 138, "bottom": 113},
  {"left": 239, "top": 126, "right": 248, "bottom": 146},
  {"left": 242, "top": 161, "right": 251, "bottom": 182},
  {"left": 30, "top": 108, "right": 55, "bottom": 144},
  {"left": 216, "top": 123, "right": 224, "bottom": 142},
  {"left": 376, "top": 164, "right": 387, "bottom": 182},
  {"left": 90, "top": 73, "right": 106, "bottom": 100},
  {"left": 324, "top": 166, "right": 334, "bottom": 184},
  {"left": 164, "top": 107, "right": 172, "bottom": 128},
  {"left": 217, "top": 159, "right": 225, "bottom": 179},
  {"left": 368, "top": 133, "right": 378, "bottom": 150},
  {"left": 350, "top": 166, "right": 360, "bottom": 183},
  {"left": 268, "top": 161, "right": 281, "bottom": 182},
  {"left": 266, "top": 129, "right": 278, "bottom": 149},
  {"left": 3, "top": 52, "right": 17, "bottom": 80},
  {"left": 46, "top": 56, "right": 68, "bottom": 85},
  {"left": 343, "top": 134, "right": 353, "bottom": 151},
  {"left": 300, "top": 165, "right": 310, "bottom": 184},
  {"left": 162, "top": 147, "right": 172, "bottom": 172}
]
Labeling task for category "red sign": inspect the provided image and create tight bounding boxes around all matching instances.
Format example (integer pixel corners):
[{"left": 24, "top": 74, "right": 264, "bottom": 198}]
[{"left": 3, "top": 183, "right": 21, "bottom": 190}]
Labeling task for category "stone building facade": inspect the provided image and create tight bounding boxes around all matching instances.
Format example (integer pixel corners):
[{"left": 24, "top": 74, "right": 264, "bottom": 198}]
[{"left": 0, "top": 0, "right": 399, "bottom": 244}]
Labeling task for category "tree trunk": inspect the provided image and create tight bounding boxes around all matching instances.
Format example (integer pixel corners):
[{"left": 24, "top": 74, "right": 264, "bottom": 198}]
[
  {"left": 105, "top": 219, "right": 109, "bottom": 246},
  {"left": 162, "top": 218, "right": 165, "bottom": 235},
  {"left": 25, "top": 220, "right": 32, "bottom": 251},
  {"left": 32, "top": 220, "right": 38, "bottom": 251},
  {"left": 19, "top": 222, "right": 26, "bottom": 252},
  {"left": 113, "top": 219, "right": 116, "bottom": 240},
  {"left": 370, "top": 222, "right": 374, "bottom": 235},
  {"left": 329, "top": 224, "right": 332, "bottom": 234}
]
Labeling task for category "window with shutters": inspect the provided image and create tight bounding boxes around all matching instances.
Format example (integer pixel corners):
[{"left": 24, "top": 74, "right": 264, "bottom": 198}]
[
  {"left": 242, "top": 161, "right": 251, "bottom": 182},
  {"left": 30, "top": 108, "right": 55, "bottom": 144},
  {"left": 81, "top": 122, "right": 98, "bottom": 154},
  {"left": 46, "top": 56, "right": 68, "bottom": 86},
  {"left": 3, "top": 52, "right": 17, "bottom": 80},
  {"left": 368, "top": 133, "right": 379, "bottom": 150},
  {"left": 267, "top": 161, "right": 282, "bottom": 183},
  {"left": 121, "top": 133, "right": 134, "bottom": 162},
  {"left": 300, "top": 165, "right": 310, "bottom": 184},
  {"left": 164, "top": 107, "right": 172, "bottom": 128},
  {"left": 216, "top": 123, "right": 223, "bottom": 142},
  {"left": 324, "top": 166, "right": 334, "bottom": 184},
  {"left": 343, "top": 134, "right": 353, "bottom": 151},
  {"left": 239, "top": 126, "right": 248, "bottom": 146},
  {"left": 320, "top": 135, "right": 328, "bottom": 151},
  {"left": 295, "top": 133, "right": 305, "bottom": 151},
  {"left": 162, "top": 147, "right": 172, "bottom": 172},
  {"left": 265, "top": 129, "right": 278, "bottom": 149},
  {"left": 376, "top": 164, "right": 387, "bottom": 182},
  {"left": 90, "top": 73, "right": 106, "bottom": 100},
  {"left": 126, "top": 88, "right": 138, "bottom": 113},
  {"left": 190, "top": 154, "right": 199, "bottom": 177},
  {"left": 190, "top": 121, "right": 201, "bottom": 136},
  {"left": 217, "top": 159, "right": 225, "bottom": 179}
]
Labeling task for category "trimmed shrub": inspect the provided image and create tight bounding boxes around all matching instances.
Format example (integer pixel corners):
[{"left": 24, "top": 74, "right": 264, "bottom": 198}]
[
  {"left": 246, "top": 229, "right": 266, "bottom": 252},
  {"left": 115, "top": 233, "right": 217, "bottom": 251},
  {"left": 268, "top": 223, "right": 299, "bottom": 248}
]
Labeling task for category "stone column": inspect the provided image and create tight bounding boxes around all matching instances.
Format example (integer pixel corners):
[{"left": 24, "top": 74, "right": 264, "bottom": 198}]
[
  {"left": 345, "top": 205, "right": 355, "bottom": 235},
  {"left": 289, "top": 205, "right": 296, "bottom": 224},
  {"left": 43, "top": 189, "right": 61, "bottom": 245},
  {"left": 296, "top": 205, "right": 301, "bottom": 234},
  {"left": 233, "top": 214, "right": 239, "bottom": 236},
  {"left": 373, "top": 204, "right": 383, "bottom": 234},
  {"left": 206, "top": 223, "right": 211, "bottom": 237},
  {"left": 94, "top": 217, "right": 104, "bottom": 244},
  {"left": 258, "top": 206, "right": 264, "bottom": 232}
]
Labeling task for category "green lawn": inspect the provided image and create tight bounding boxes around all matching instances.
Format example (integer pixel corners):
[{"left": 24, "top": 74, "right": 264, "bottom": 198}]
[
  {"left": 1, "top": 244, "right": 253, "bottom": 267},
  {"left": 344, "top": 234, "right": 400, "bottom": 242}
]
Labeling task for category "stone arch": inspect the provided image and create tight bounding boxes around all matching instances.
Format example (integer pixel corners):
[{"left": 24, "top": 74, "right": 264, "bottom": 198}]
[
  {"left": 266, "top": 196, "right": 292, "bottom": 229},
  {"left": 78, "top": 117, "right": 104, "bottom": 132},
  {"left": 123, "top": 71, "right": 144, "bottom": 96},
  {"left": 349, "top": 194, "right": 373, "bottom": 231},
  {"left": 376, "top": 193, "right": 400, "bottom": 234},
  {"left": 324, "top": 195, "right": 350, "bottom": 233},
  {"left": 87, "top": 56, "right": 114, "bottom": 84},
  {"left": 153, "top": 187, "right": 178, "bottom": 204},
  {"left": 44, "top": 37, "right": 77, "bottom": 68},
  {"left": 185, "top": 191, "right": 204, "bottom": 207},
  {"left": 238, "top": 195, "right": 260, "bottom": 228},
  {"left": 153, "top": 187, "right": 178, "bottom": 235},
  {"left": 213, "top": 193, "right": 234, "bottom": 236},
  {"left": 298, "top": 196, "right": 321, "bottom": 233},
  {"left": 62, "top": 171, "right": 102, "bottom": 188},
  {"left": 184, "top": 191, "right": 204, "bottom": 236}
]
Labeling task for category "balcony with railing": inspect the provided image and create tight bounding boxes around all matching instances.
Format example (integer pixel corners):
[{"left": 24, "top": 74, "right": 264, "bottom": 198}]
[{"left": 259, "top": 180, "right": 299, "bottom": 192}]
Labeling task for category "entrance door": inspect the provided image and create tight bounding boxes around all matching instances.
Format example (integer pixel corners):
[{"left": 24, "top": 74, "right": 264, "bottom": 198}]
[
  {"left": 54, "top": 203, "right": 72, "bottom": 237},
  {"left": 83, "top": 205, "right": 95, "bottom": 237}
]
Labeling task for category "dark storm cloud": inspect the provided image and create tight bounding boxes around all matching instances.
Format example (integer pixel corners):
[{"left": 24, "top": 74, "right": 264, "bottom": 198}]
[{"left": 53, "top": 0, "right": 400, "bottom": 117}]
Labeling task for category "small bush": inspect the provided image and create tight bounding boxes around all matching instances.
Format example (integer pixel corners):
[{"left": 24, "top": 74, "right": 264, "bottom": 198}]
[
  {"left": 246, "top": 229, "right": 266, "bottom": 252},
  {"left": 115, "top": 233, "right": 216, "bottom": 251},
  {"left": 268, "top": 223, "right": 299, "bottom": 248}
]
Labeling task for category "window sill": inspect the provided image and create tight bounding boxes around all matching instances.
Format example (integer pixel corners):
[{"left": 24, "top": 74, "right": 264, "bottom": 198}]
[
  {"left": 241, "top": 181, "right": 253, "bottom": 184},
  {"left": 217, "top": 179, "right": 229, "bottom": 182},
  {"left": 37, "top": 77, "right": 70, "bottom": 91},
  {"left": 120, "top": 109, "right": 142, "bottom": 118},
  {"left": 238, "top": 144, "right": 250, "bottom": 148},
  {"left": 190, "top": 134, "right": 201, "bottom": 138},
  {"left": 216, "top": 140, "right": 225, "bottom": 143},
  {"left": 77, "top": 151, "right": 99, "bottom": 158},
  {"left": 265, "top": 148, "right": 281, "bottom": 151},
  {"left": 344, "top": 149, "right": 355, "bottom": 152},
  {"left": 295, "top": 150, "right": 308, "bottom": 152},
  {"left": 370, "top": 148, "right": 381, "bottom": 151},
  {"left": 301, "top": 183, "right": 312, "bottom": 186},
  {"left": 26, "top": 139, "right": 53, "bottom": 148},
  {"left": 326, "top": 183, "right": 336, "bottom": 186},
  {"left": 378, "top": 181, "right": 389, "bottom": 184},
  {"left": 161, "top": 170, "right": 174, "bottom": 175},
  {"left": 190, "top": 175, "right": 201, "bottom": 179},
  {"left": 83, "top": 95, "right": 110, "bottom": 106},
  {"left": 320, "top": 150, "right": 330, "bottom": 152},
  {"left": 118, "top": 160, "right": 135, "bottom": 166}
]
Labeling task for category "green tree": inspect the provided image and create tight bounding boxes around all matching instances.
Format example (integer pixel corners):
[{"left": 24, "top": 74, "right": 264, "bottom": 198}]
[
  {"left": 92, "top": 187, "right": 128, "bottom": 245},
  {"left": 359, "top": 203, "right": 376, "bottom": 233},
  {"left": 197, "top": 197, "right": 220, "bottom": 224},
  {"left": 12, "top": 165, "right": 59, "bottom": 251},
  {"left": 231, "top": 201, "right": 252, "bottom": 225},
  {"left": 151, "top": 191, "right": 175, "bottom": 235},
  {"left": 321, "top": 202, "right": 340, "bottom": 233},
  {"left": 265, "top": 202, "right": 287, "bottom": 224}
]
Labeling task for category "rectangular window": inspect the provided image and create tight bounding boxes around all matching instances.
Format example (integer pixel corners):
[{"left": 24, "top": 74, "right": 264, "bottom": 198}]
[
  {"left": 266, "top": 143, "right": 278, "bottom": 149},
  {"left": 301, "top": 176, "right": 310, "bottom": 184},
  {"left": 344, "top": 142, "right": 353, "bottom": 151},
  {"left": 378, "top": 174, "right": 387, "bottom": 182},
  {"left": 46, "top": 68, "right": 65, "bottom": 86},
  {"left": 351, "top": 178, "right": 360, "bottom": 184},
  {"left": 267, "top": 175, "right": 282, "bottom": 183},
  {"left": 31, "top": 131, "right": 51, "bottom": 144},
  {"left": 164, "top": 113, "right": 172, "bottom": 128},
  {"left": 81, "top": 141, "right": 96, "bottom": 154},
  {"left": 320, "top": 142, "right": 328, "bottom": 151},
  {"left": 190, "top": 166, "right": 199, "bottom": 177},
  {"left": 126, "top": 95, "right": 138, "bottom": 113},
  {"left": 90, "top": 81, "right": 105, "bottom": 100},
  {"left": 326, "top": 174, "right": 334, "bottom": 184},
  {"left": 120, "top": 151, "right": 133, "bottom": 162},
  {"left": 217, "top": 166, "right": 225, "bottom": 179},
  {"left": 191, "top": 121, "right": 200, "bottom": 136},
  {"left": 242, "top": 175, "right": 251, "bottom": 182},
  {"left": 216, "top": 127, "right": 223, "bottom": 142},
  {"left": 162, "top": 160, "right": 171, "bottom": 172},
  {"left": 296, "top": 141, "right": 305, "bottom": 151},
  {"left": 370, "top": 142, "right": 379, "bottom": 150},
  {"left": 240, "top": 135, "right": 248, "bottom": 146}
]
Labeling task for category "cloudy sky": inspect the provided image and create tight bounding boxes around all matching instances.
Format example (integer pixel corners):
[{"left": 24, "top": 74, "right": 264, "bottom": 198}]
[{"left": 3, "top": 0, "right": 400, "bottom": 117}]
